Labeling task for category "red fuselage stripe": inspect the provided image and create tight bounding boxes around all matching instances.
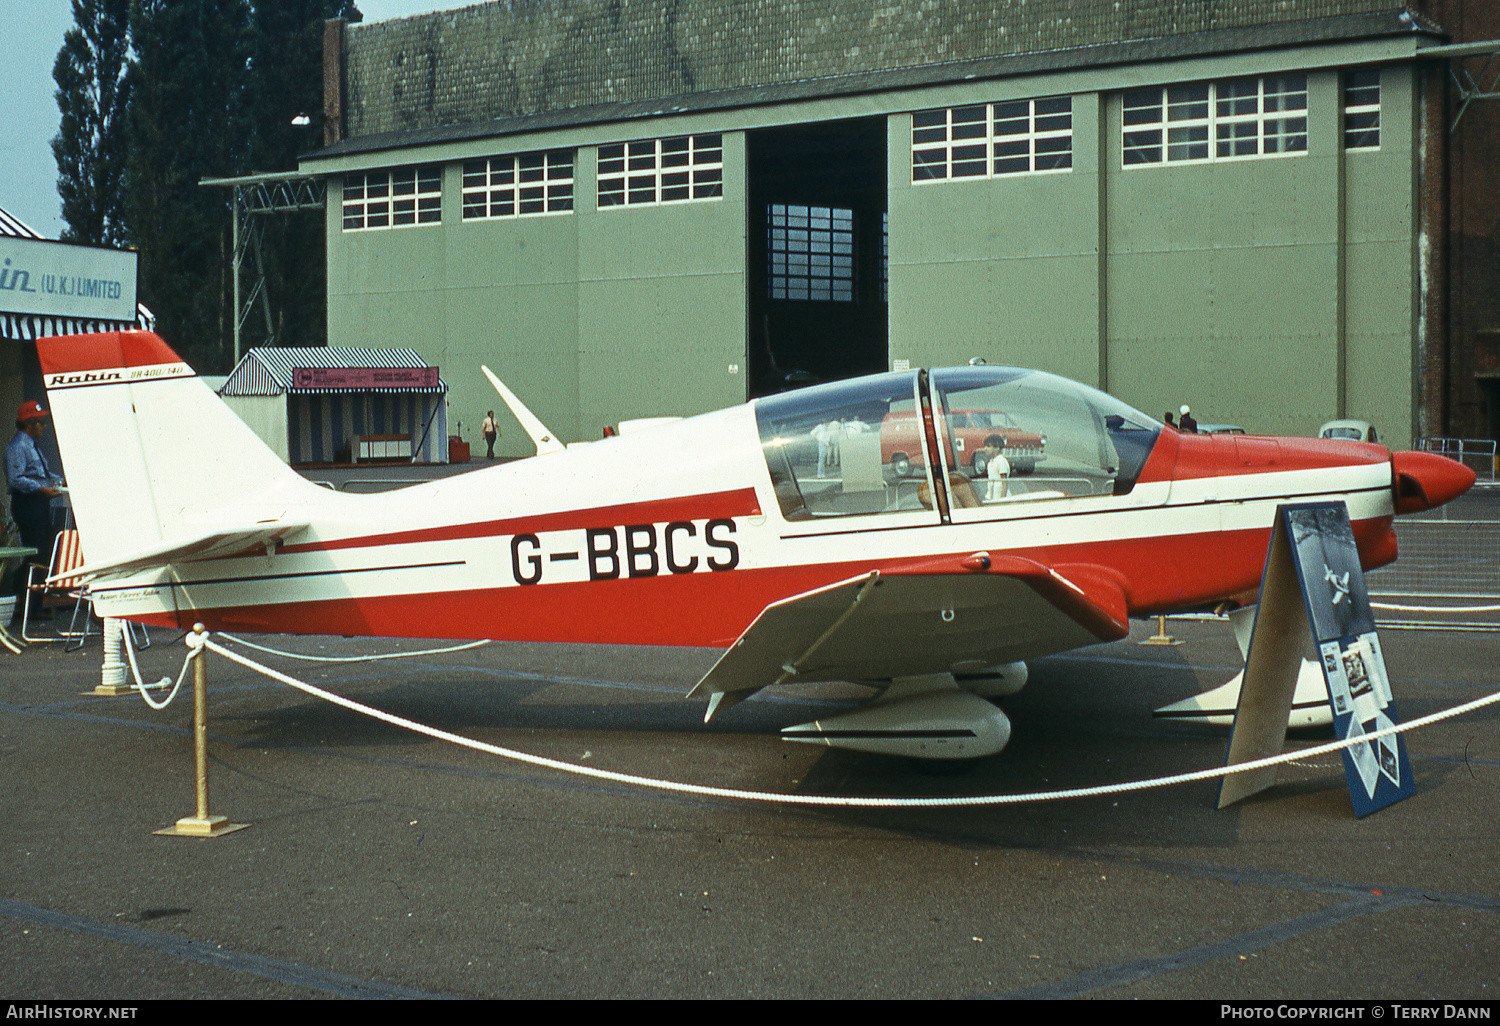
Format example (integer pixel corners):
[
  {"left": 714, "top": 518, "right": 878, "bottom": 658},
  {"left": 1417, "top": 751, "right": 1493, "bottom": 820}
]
[
  {"left": 278, "top": 487, "right": 763, "bottom": 555},
  {"left": 131, "top": 516, "right": 1397, "bottom": 647}
]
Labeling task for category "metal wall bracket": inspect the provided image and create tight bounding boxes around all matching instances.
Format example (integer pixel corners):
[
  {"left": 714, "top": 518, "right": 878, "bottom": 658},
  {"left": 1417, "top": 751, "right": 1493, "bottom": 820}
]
[{"left": 1418, "top": 40, "right": 1500, "bottom": 132}]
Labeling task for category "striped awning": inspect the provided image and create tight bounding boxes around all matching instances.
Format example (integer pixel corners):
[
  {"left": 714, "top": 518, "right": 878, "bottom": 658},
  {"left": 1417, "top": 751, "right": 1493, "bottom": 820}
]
[
  {"left": 2, "top": 306, "right": 155, "bottom": 341},
  {"left": 221, "top": 346, "right": 446, "bottom": 395},
  {"left": 0, "top": 207, "right": 41, "bottom": 238}
]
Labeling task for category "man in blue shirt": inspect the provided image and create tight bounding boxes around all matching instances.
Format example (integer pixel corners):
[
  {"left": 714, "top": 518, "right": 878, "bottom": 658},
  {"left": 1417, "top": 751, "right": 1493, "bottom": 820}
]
[{"left": 6, "top": 401, "right": 61, "bottom": 622}]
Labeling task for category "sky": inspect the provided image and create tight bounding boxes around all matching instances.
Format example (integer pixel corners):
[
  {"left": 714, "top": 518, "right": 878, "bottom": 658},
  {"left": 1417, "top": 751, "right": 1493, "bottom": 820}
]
[{"left": 0, "top": 0, "right": 450, "bottom": 240}]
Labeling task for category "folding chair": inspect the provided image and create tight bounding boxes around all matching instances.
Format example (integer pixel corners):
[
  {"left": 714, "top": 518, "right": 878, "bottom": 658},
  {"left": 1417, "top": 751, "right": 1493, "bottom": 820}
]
[{"left": 21, "top": 530, "right": 91, "bottom": 646}]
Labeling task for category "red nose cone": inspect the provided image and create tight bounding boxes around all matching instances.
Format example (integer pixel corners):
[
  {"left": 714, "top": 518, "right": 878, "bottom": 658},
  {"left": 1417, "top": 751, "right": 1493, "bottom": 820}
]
[{"left": 1391, "top": 450, "right": 1477, "bottom": 513}]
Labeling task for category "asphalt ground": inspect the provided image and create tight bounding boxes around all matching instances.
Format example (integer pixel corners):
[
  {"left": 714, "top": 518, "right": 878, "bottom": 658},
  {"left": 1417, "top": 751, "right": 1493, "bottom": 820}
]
[
  {"left": 2, "top": 618, "right": 1497, "bottom": 1001},
  {"left": 1, "top": 464, "right": 1496, "bottom": 1001}
]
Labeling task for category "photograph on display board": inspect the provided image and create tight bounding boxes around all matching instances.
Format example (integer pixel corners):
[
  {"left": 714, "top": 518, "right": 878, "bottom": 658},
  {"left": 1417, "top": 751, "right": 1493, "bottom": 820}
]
[
  {"left": 1286, "top": 504, "right": 1376, "bottom": 645},
  {"left": 1280, "top": 503, "right": 1412, "bottom": 816}
]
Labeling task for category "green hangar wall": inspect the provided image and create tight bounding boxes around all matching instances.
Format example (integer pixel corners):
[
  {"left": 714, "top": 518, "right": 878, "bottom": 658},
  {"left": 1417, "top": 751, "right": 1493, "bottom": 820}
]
[
  {"left": 304, "top": 2, "right": 1444, "bottom": 453},
  {"left": 887, "top": 61, "right": 1418, "bottom": 440}
]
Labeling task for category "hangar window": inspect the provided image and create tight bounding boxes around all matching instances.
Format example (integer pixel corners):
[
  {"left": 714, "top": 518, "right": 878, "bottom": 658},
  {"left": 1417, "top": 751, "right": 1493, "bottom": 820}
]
[
  {"left": 768, "top": 204, "right": 854, "bottom": 302},
  {"left": 462, "top": 151, "right": 574, "bottom": 219},
  {"left": 597, "top": 135, "right": 723, "bottom": 207},
  {"left": 1123, "top": 75, "right": 1307, "bottom": 166},
  {"left": 993, "top": 97, "right": 1073, "bottom": 173},
  {"left": 342, "top": 165, "right": 442, "bottom": 231},
  {"left": 912, "top": 97, "right": 1072, "bottom": 182},
  {"left": 1344, "top": 70, "right": 1380, "bottom": 150},
  {"left": 881, "top": 212, "right": 888, "bottom": 303}
]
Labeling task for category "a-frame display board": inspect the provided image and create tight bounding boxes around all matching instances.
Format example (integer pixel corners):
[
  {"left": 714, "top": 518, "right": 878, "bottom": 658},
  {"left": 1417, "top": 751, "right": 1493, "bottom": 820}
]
[{"left": 1218, "top": 503, "right": 1414, "bottom": 817}]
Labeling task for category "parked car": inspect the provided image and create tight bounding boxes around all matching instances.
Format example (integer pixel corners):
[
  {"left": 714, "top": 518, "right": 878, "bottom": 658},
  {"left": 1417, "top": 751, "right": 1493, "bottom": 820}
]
[
  {"left": 1319, "top": 419, "right": 1378, "bottom": 444},
  {"left": 1196, "top": 423, "right": 1246, "bottom": 435},
  {"left": 881, "top": 409, "right": 1045, "bottom": 475}
]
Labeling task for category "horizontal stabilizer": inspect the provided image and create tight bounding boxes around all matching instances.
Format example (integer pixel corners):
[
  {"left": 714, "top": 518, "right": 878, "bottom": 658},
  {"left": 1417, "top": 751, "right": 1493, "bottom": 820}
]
[{"left": 55, "top": 521, "right": 309, "bottom": 584}]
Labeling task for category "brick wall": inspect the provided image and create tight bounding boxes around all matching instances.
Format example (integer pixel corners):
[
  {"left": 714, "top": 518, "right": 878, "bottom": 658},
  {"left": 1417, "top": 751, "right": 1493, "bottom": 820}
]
[{"left": 1410, "top": 0, "right": 1500, "bottom": 440}]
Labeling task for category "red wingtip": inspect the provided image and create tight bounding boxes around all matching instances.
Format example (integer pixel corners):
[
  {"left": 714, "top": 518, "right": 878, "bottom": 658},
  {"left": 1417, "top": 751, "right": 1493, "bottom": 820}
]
[{"left": 1392, "top": 450, "right": 1477, "bottom": 514}]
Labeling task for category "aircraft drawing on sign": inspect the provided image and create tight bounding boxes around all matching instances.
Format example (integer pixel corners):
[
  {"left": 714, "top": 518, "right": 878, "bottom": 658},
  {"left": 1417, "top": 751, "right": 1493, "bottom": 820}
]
[
  {"left": 1324, "top": 566, "right": 1352, "bottom": 605},
  {"left": 37, "top": 331, "right": 1476, "bottom": 759}
]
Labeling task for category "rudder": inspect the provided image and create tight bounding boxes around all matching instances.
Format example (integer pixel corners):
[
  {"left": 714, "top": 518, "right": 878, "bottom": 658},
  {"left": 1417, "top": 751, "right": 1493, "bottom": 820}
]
[{"left": 37, "top": 331, "right": 312, "bottom": 567}]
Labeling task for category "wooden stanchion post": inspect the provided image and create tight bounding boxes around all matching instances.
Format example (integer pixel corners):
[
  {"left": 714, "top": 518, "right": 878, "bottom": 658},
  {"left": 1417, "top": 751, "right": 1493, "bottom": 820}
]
[
  {"left": 1139, "top": 613, "right": 1184, "bottom": 647},
  {"left": 155, "top": 625, "right": 249, "bottom": 838}
]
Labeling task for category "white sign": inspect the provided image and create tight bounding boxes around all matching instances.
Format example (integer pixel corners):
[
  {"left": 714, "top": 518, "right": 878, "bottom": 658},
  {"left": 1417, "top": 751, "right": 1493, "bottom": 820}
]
[{"left": 0, "top": 235, "right": 138, "bottom": 322}]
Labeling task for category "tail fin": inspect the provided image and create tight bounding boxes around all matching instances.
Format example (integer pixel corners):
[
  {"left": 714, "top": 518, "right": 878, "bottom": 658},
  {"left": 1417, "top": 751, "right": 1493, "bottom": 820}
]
[{"left": 37, "top": 331, "right": 314, "bottom": 567}]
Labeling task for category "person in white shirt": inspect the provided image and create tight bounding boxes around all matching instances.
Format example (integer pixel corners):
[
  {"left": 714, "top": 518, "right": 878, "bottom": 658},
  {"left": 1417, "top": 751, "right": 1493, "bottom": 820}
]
[{"left": 482, "top": 411, "right": 499, "bottom": 458}]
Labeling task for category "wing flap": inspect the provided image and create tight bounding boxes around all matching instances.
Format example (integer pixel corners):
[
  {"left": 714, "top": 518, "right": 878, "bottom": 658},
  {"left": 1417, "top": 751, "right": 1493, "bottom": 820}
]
[{"left": 689, "top": 554, "right": 1129, "bottom": 716}]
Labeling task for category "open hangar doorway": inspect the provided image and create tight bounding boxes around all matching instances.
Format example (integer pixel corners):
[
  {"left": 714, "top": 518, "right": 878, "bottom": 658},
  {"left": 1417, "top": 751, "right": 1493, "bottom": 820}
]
[{"left": 746, "top": 117, "right": 888, "bottom": 399}]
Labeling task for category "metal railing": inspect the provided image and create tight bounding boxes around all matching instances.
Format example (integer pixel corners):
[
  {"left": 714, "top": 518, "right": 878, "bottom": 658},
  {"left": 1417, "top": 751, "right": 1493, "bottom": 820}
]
[
  {"left": 1367, "top": 491, "right": 1500, "bottom": 629},
  {"left": 1417, "top": 436, "right": 1496, "bottom": 483}
]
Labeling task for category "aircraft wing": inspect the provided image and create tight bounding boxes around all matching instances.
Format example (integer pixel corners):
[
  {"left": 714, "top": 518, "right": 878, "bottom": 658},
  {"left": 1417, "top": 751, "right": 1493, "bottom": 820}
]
[
  {"left": 54, "top": 521, "right": 311, "bottom": 584},
  {"left": 689, "top": 553, "right": 1130, "bottom": 719}
]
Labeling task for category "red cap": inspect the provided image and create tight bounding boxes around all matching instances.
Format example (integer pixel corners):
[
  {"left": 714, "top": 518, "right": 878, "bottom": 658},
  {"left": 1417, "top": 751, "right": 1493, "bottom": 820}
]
[{"left": 17, "top": 401, "right": 48, "bottom": 422}]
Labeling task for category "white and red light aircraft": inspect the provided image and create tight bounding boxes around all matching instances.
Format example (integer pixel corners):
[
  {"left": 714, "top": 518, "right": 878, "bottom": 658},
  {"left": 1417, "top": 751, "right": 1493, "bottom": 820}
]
[{"left": 38, "top": 331, "right": 1474, "bottom": 759}]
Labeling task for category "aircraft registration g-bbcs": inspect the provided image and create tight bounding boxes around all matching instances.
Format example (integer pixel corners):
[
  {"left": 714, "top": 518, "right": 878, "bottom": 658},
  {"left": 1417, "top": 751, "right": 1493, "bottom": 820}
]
[{"left": 38, "top": 331, "right": 1474, "bottom": 760}]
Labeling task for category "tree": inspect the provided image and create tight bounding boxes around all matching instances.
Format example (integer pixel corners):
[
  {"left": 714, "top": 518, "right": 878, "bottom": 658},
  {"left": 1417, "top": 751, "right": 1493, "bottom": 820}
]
[
  {"left": 239, "top": 0, "right": 361, "bottom": 351},
  {"left": 54, "top": 0, "right": 359, "bottom": 368},
  {"left": 52, "top": 0, "right": 132, "bottom": 247},
  {"left": 123, "top": 0, "right": 255, "bottom": 372}
]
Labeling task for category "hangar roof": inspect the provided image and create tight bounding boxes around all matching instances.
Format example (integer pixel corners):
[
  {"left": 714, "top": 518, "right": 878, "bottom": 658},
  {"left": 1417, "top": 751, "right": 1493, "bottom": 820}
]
[{"left": 304, "top": 3, "right": 1439, "bottom": 164}]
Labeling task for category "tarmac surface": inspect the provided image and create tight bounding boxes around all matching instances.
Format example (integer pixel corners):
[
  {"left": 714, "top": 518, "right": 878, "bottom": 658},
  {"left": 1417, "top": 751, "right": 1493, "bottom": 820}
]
[{"left": 1, "top": 465, "right": 1497, "bottom": 1000}]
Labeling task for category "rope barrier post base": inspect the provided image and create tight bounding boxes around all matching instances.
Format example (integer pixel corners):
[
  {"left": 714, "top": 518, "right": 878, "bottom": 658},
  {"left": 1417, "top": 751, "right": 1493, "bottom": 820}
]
[
  {"left": 156, "top": 814, "right": 248, "bottom": 838},
  {"left": 91, "top": 618, "right": 133, "bottom": 697},
  {"left": 154, "top": 625, "right": 248, "bottom": 839},
  {"left": 1139, "top": 614, "right": 1183, "bottom": 647}
]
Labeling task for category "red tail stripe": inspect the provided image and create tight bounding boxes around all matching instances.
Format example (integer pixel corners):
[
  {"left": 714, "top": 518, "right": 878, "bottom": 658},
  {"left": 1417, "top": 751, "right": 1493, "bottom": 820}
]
[{"left": 36, "top": 331, "right": 184, "bottom": 376}]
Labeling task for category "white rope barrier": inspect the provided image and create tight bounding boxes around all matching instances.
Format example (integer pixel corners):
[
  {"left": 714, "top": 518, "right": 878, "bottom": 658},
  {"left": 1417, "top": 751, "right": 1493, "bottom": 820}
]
[
  {"left": 120, "top": 630, "right": 486, "bottom": 711},
  {"left": 1371, "top": 601, "right": 1500, "bottom": 613},
  {"left": 196, "top": 633, "right": 1500, "bottom": 810},
  {"left": 122, "top": 625, "right": 193, "bottom": 711},
  {"left": 216, "top": 632, "right": 489, "bottom": 663}
]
